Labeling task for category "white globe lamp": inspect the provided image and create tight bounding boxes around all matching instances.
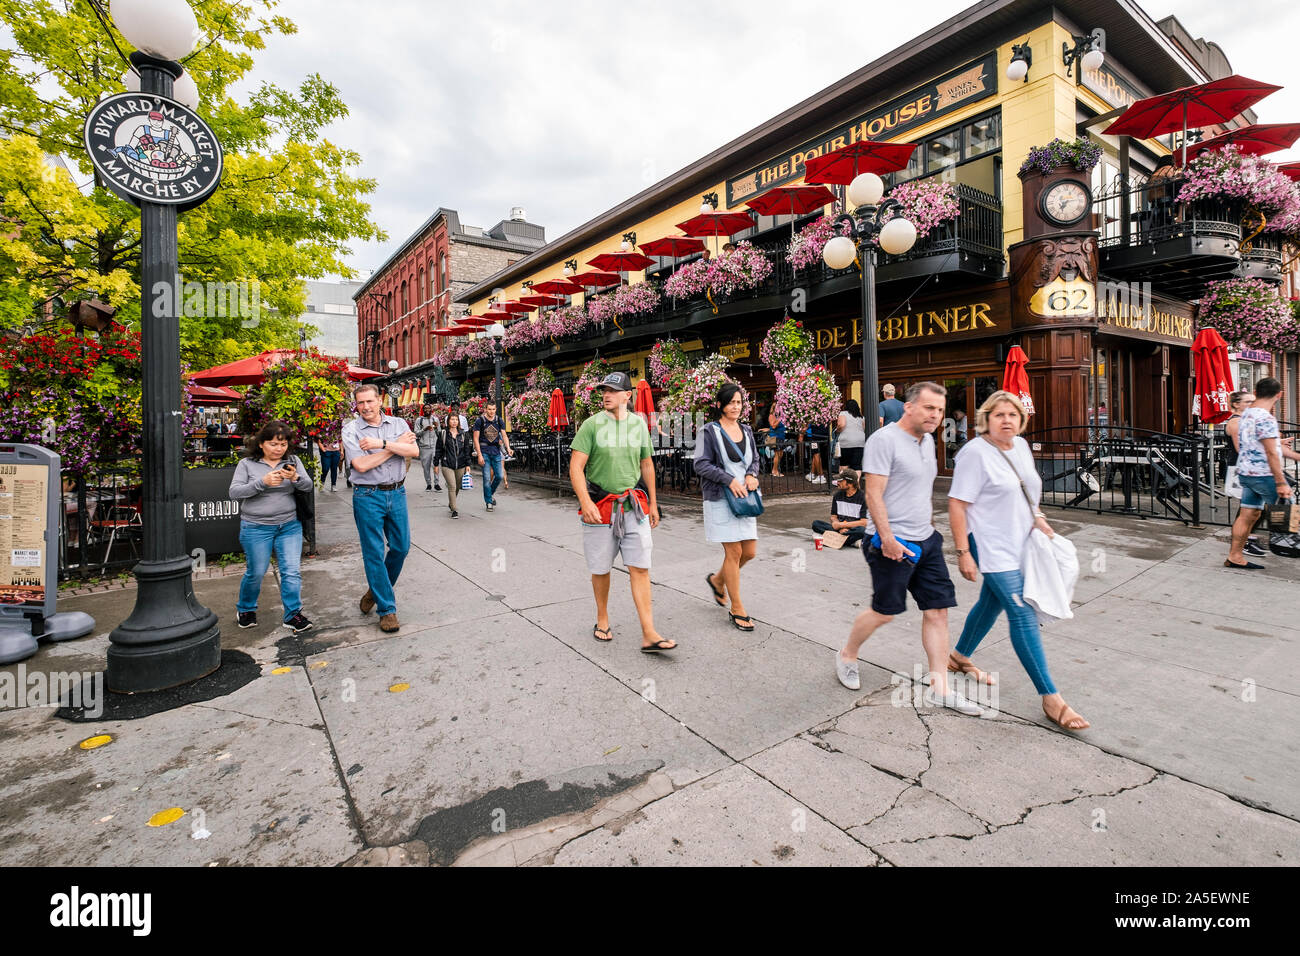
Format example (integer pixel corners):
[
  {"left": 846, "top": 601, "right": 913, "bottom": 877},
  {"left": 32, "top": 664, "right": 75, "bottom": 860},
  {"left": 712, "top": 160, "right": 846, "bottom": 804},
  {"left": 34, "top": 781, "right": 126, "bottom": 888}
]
[
  {"left": 822, "top": 235, "right": 857, "bottom": 271},
  {"left": 879, "top": 217, "right": 918, "bottom": 256},
  {"left": 847, "top": 172, "right": 884, "bottom": 208},
  {"left": 487, "top": 323, "right": 506, "bottom": 339},
  {"left": 1006, "top": 57, "right": 1029, "bottom": 82},
  {"left": 387, "top": 359, "right": 398, "bottom": 371},
  {"left": 1081, "top": 47, "right": 1105, "bottom": 73},
  {"left": 111, "top": 0, "right": 201, "bottom": 61}
]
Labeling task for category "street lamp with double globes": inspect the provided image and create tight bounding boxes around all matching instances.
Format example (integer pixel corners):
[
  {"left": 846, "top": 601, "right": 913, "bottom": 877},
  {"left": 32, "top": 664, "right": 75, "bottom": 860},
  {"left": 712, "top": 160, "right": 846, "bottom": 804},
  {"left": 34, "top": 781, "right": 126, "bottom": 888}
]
[
  {"left": 822, "top": 172, "right": 917, "bottom": 437},
  {"left": 487, "top": 322, "right": 506, "bottom": 420},
  {"left": 105, "top": 0, "right": 220, "bottom": 693}
]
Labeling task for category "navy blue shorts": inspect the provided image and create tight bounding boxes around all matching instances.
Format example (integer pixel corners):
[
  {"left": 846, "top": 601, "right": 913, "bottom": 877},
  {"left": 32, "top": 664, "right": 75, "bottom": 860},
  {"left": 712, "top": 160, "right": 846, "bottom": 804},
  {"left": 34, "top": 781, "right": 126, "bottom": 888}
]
[{"left": 863, "top": 529, "right": 957, "bottom": 615}]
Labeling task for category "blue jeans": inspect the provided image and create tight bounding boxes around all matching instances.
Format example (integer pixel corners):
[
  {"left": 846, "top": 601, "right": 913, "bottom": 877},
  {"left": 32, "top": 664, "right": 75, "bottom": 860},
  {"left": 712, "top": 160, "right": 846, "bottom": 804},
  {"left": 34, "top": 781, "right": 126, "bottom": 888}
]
[
  {"left": 320, "top": 451, "right": 341, "bottom": 487},
  {"left": 237, "top": 519, "right": 303, "bottom": 622},
  {"left": 352, "top": 486, "right": 410, "bottom": 616},
  {"left": 481, "top": 451, "right": 503, "bottom": 504},
  {"left": 954, "top": 534, "right": 1057, "bottom": 695}
]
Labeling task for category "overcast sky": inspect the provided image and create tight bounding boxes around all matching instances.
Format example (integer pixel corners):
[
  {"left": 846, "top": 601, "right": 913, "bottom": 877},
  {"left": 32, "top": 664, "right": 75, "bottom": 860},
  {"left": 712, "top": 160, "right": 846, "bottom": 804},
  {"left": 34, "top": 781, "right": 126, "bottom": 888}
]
[{"left": 248, "top": 0, "right": 1300, "bottom": 278}]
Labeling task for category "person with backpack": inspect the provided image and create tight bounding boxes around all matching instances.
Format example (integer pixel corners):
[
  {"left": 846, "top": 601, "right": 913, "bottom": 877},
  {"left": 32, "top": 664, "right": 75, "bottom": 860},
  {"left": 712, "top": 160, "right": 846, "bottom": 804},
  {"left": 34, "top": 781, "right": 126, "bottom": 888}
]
[{"left": 694, "top": 383, "right": 761, "bottom": 631}]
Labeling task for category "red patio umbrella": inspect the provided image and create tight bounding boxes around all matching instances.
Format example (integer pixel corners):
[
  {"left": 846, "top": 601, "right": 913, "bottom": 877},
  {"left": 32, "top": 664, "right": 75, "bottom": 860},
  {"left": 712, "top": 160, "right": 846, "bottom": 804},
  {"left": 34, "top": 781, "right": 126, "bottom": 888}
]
[
  {"left": 639, "top": 236, "right": 706, "bottom": 258},
  {"left": 1001, "top": 345, "right": 1035, "bottom": 416},
  {"left": 745, "top": 184, "right": 837, "bottom": 241},
  {"left": 458, "top": 315, "right": 497, "bottom": 327},
  {"left": 495, "top": 301, "right": 535, "bottom": 314},
  {"left": 676, "top": 210, "right": 756, "bottom": 256},
  {"left": 548, "top": 387, "right": 570, "bottom": 476},
  {"left": 431, "top": 327, "right": 466, "bottom": 336},
  {"left": 802, "top": 141, "right": 919, "bottom": 185},
  {"left": 1181, "top": 123, "right": 1300, "bottom": 161},
  {"left": 1191, "top": 328, "right": 1234, "bottom": 424},
  {"left": 1278, "top": 161, "right": 1300, "bottom": 182},
  {"left": 186, "top": 384, "right": 241, "bottom": 405},
  {"left": 633, "top": 378, "right": 656, "bottom": 431},
  {"left": 589, "top": 251, "right": 657, "bottom": 273},
  {"left": 519, "top": 294, "right": 561, "bottom": 308},
  {"left": 531, "top": 277, "right": 585, "bottom": 295},
  {"left": 1101, "top": 75, "right": 1282, "bottom": 165},
  {"left": 568, "top": 271, "right": 621, "bottom": 297},
  {"left": 191, "top": 349, "right": 382, "bottom": 386}
]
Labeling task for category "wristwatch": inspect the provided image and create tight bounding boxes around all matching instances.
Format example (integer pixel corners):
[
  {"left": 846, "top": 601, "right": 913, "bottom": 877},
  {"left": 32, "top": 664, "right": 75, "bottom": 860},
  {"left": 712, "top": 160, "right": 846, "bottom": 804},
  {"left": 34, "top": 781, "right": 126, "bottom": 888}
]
[
  {"left": 956, "top": 548, "right": 970, "bottom": 555},
  {"left": 383, "top": 439, "right": 387, "bottom": 449}
]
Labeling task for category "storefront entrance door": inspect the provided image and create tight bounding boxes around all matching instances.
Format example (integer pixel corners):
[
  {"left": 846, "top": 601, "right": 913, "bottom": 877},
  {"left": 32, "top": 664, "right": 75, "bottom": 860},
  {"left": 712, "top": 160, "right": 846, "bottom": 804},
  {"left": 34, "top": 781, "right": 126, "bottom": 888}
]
[{"left": 937, "top": 374, "right": 999, "bottom": 473}]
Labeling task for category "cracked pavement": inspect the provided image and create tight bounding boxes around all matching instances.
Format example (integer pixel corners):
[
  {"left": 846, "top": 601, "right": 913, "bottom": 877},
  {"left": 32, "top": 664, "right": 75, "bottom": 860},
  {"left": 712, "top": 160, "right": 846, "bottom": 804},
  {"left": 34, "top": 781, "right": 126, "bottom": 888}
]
[{"left": 1, "top": 481, "right": 1297, "bottom": 866}]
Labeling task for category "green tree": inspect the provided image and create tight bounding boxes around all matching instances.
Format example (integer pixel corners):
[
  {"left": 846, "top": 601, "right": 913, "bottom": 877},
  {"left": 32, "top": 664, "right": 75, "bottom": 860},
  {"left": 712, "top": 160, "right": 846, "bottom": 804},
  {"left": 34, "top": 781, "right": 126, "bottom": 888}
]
[{"left": 0, "top": 0, "right": 384, "bottom": 366}]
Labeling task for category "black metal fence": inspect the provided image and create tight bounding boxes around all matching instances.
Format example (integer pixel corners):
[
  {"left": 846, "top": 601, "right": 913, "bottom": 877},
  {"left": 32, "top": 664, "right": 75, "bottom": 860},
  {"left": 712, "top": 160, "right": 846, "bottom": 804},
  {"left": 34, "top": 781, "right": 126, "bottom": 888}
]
[{"left": 1027, "top": 423, "right": 1300, "bottom": 527}]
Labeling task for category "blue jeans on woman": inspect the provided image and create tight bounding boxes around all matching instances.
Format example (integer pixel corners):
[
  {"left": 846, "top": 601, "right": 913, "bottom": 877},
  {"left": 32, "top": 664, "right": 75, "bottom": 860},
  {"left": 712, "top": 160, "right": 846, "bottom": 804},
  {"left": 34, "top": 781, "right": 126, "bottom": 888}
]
[
  {"left": 237, "top": 518, "right": 303, "bottom": 622},
  {"left": 320, "top": 450, "right": 341, "bottom": 488},
  {"left": 481, "top": 451, "right": 503, "bottom": 505},
  {"left": 954, "top": 534, "right": 1057, "bottom": 695}
]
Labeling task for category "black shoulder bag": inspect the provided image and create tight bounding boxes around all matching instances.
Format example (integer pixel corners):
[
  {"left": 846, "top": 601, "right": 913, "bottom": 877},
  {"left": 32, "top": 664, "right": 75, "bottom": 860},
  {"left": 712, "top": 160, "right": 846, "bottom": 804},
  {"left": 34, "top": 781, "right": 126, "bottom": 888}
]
[{"left": 291, "top": 455, "right": 315, "bottom": 523}]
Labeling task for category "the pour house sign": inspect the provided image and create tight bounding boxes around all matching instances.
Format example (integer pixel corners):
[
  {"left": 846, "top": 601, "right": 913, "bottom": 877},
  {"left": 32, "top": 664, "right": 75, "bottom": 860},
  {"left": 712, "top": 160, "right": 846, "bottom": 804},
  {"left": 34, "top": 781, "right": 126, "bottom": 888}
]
[
  {"left": 84, "top": 93, "right": 223, "bottom": 210},
  {"left": 726, "top": 52, "right": 998, "bottom": 207}
]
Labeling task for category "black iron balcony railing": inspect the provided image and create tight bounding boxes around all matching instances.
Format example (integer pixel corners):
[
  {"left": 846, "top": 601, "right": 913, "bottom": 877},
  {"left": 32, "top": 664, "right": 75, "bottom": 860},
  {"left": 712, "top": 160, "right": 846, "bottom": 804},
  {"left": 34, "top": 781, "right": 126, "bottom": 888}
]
[
  {"left": 1094, "top": 174, "right": 1244, "bottom": 249},
  {"left": 880, "top": 184, "right": 1005, "bottom": 264}
]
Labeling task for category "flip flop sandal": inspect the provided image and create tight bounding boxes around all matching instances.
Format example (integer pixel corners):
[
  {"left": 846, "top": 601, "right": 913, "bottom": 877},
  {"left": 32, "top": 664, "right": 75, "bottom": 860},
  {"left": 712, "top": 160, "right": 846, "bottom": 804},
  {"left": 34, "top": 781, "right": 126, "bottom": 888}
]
[
  {"left": 948, "top": 652, "right": 996, "bottom": 686},
  {"left": 729, "top": 614, "right": 755, "bottom": 632},
  {"left": 705, "top": 573, "right": 726, "bottom": 607},
  {"left": 640, "top": 639, "right": 677, "bottom": 653},
  {"left": 592, "top": 625, "right": 612, "bottom": 642},
  {"left": 1043, "top": 702, "right": 1089, "bottom": 731}
]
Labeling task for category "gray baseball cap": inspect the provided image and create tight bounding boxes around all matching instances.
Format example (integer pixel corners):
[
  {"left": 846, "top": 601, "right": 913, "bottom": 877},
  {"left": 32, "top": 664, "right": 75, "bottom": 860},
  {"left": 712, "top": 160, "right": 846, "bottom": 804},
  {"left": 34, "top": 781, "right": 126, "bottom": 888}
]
[{"left": 596, "top": 372, "right": 633, "bottom": 392}]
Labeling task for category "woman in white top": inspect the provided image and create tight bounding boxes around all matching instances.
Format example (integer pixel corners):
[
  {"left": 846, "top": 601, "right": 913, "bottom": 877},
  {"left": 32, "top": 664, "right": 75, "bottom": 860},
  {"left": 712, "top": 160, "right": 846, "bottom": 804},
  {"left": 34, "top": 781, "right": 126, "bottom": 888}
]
[
  {"left": 835, "top": 399, "right": 867, "bottom": 471},
  {"left": 947, "top": 390, "right": 1089, "bottom": 732}
]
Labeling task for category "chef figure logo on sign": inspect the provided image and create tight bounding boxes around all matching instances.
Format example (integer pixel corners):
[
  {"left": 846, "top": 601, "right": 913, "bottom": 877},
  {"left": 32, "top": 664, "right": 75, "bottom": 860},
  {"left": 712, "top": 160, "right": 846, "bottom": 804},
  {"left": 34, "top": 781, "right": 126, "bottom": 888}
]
[{"left": 111, "top": 109, "right": 199, "bottom": 178}]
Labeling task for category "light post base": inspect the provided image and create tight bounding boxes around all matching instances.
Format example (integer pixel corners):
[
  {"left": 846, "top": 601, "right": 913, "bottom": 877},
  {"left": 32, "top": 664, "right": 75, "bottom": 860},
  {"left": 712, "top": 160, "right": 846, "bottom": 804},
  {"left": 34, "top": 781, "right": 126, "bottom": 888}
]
[{"left": 107, "top": 555, "right": 221, "bottom": 693}]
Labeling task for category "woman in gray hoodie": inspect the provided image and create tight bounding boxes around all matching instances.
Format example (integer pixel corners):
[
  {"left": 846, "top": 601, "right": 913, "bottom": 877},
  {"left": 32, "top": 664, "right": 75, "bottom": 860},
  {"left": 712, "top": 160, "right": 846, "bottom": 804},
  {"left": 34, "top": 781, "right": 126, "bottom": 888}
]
[{"left": 228, "top": 420, "right": 316, "bottom": 632}]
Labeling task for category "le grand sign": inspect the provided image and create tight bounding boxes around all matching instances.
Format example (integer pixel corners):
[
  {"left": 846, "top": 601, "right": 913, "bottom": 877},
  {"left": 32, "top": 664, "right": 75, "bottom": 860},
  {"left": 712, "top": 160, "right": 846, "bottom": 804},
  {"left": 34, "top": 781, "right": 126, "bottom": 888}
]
[{"left": 726, "top": 52, "right": 997, "bottom": 207}]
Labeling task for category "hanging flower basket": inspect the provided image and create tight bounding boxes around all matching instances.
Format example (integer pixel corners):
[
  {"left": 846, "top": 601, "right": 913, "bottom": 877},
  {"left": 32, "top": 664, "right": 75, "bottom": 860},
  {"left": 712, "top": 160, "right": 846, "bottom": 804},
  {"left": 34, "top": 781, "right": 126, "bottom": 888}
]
[
  {"left": 1198, "top": 278, "right": 1295, "bottom": 351},
  {"left": 572, "top": 356, "right": 613, "bottom": 422},
  {"left": 759, "top": 316, "right": 813, "bottom": 369},
  {"left": 658, "top": 352, "right": 750, "bottom": 421},
  {"left": 787, "top": 216, "right": 852, "bottom": 270},
  {"left": 648, "top": 338, "right": 689, "bottom": 389},
  {"left": 663, "top": 258, "right": 711, "bottom": 299},
  {"left": 1177, "top": 146, "right": 1296, "bottom": 221},
  {"left": 706, "top": 241, "right": 773, "bottom": 295},
  {"left": 774, "top": 362, "right": 842, "bottom": 431},
  {"left": 881, "top": 178, "right": 961, "bottom": 238}
]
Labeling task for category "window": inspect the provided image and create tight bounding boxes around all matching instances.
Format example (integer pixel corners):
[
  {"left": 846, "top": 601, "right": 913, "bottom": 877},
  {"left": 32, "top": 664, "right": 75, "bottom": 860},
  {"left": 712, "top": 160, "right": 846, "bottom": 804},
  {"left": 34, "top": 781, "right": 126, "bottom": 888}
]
[
  {"left": 401, "top": 280, "right": 408, "bottom": 313},
  {"left": 402, "top": 331, "right": 410, "bottom": 367},
  {"left": 419, "top": 269, "right": 426, "bottom": 304},
  {"left": 965, "top": 114, "right": 1000, "bottom": 158},
  {"left": 439, "top": 253, "right": 447, "bottom": 292},
  {"left": 926, "top": 130, "right": 961, "bottom": 174}
]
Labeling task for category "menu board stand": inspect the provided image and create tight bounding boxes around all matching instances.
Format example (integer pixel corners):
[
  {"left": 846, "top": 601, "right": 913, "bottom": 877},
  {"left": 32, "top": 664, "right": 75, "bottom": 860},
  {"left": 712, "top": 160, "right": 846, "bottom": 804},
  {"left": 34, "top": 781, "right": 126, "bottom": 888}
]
[{"left": 0, "top": 444, "right": 95, "bottom": 664}]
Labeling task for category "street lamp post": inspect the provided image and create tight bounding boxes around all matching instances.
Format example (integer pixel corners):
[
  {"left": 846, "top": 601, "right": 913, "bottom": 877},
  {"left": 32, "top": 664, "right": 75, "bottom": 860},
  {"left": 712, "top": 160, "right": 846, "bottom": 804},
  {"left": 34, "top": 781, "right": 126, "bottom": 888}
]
[
  {"left": 821, "top": 173, "right": 918, "bottom": 438},
  {"left": 488, "top": 323, "right": 506, "bottom": 420},
  {"left": 90, "top": 0, "right": 224, "bottom": 692}
]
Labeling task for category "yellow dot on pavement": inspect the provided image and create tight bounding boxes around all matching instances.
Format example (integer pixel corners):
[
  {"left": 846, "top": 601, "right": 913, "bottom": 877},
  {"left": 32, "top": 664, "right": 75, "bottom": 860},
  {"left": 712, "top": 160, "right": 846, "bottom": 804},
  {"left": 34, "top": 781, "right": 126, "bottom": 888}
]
[
  {"left": 79, "top": 734, "right": 113, "bottom": 750},
  {"left": 310, "top": 661, "right": 328, "bottom": 670},
  {"left": 271, "top": 666, "right": 293, "bottom": 675},
  {"left": 388, "top": 683, "right": 410, "bottom": 693},
  {"left": 148, "top": 807, "right": 185, "bottom": 827}
]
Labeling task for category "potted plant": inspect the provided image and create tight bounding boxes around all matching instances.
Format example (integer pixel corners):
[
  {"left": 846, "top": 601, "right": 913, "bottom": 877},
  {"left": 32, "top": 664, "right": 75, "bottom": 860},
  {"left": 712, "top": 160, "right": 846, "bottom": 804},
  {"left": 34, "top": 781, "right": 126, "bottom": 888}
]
[
  {"left": 1018, "top": 137, "right": 1103, "bottom": 178},
  {"left": 759, "top": 316, "right": 813, "bottom": 370},
  {"left": 648, "top": 338, "right": 689, "bottom": 389},
  {"left": 773, "top": 362, "right": 842, "bottom": 432}
]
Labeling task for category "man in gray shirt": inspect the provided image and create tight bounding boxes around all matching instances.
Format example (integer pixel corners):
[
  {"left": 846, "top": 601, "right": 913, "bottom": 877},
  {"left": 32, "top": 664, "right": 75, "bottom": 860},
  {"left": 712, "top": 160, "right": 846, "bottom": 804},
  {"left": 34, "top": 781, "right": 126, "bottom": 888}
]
[
  {"left": 835, "top": 381, "right": 982, "bottom": 716},
  {"left": 342, "top": 383, "right": 419, "bottom": 633},
  {"left": 414, "top": 401, "right": 441, "bottom": 492}
]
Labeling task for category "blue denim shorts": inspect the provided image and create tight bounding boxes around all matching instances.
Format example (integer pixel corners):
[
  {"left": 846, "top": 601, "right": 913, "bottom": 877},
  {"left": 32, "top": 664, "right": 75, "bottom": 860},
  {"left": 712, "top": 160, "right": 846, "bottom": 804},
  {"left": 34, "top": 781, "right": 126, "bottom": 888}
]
[{"left": 1239, "top": 474, "right": 1279, "bottom": 510}]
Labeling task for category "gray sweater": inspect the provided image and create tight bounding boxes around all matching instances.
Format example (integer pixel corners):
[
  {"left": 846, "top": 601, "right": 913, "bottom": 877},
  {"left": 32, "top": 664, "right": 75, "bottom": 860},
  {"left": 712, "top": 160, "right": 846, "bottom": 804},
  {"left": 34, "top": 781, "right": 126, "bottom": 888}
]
[{"left": 228, "top": 456, "right": 314, "bottom": 526}]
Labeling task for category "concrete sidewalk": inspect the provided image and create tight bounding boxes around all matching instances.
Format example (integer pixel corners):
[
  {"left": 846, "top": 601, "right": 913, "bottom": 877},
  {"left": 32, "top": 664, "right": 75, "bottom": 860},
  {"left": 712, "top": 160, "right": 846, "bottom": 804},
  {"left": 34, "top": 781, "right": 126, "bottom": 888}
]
[{"left": 2, "top": 477, "right": 1297, "bottom": 866}]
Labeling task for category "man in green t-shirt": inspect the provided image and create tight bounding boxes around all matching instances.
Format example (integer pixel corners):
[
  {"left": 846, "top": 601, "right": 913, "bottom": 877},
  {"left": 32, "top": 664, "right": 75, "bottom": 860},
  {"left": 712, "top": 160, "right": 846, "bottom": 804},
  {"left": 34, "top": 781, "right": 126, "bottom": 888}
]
[{"left": 569, "top": 372, "right": 675, "bottom": 653}]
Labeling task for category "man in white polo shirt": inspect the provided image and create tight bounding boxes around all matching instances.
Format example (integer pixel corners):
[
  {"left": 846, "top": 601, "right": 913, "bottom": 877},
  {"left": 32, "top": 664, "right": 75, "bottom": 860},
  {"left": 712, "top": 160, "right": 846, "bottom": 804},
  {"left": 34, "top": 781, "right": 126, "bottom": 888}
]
[{"left": 834, "top": 381, "right": 981, "bottom": 715}]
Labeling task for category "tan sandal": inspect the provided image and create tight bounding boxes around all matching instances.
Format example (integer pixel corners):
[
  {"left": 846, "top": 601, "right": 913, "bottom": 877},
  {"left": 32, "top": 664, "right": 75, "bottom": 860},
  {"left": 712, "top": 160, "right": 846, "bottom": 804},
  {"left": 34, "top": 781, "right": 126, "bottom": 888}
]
[
  {"left": 948, "top": 652, "right": 996, "bottom": 686},
  {"left": 1043, "top": 699, "right": 1090, "bottom": 731}
]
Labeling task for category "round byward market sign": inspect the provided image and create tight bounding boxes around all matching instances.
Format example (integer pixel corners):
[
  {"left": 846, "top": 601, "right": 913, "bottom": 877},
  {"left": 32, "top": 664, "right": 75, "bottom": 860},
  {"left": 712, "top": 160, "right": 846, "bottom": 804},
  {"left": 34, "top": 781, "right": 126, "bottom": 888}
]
[{"left": 84, "top": 93, "right": 222, "bottom": 210}]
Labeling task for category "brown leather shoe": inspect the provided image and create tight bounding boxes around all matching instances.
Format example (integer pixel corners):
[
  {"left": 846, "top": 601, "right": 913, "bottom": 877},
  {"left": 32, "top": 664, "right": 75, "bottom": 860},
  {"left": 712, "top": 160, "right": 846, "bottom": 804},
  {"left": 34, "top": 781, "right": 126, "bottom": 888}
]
[
  {"left": 360, "top": 590, "right": 376, "bottom": 614},
  {"left": 379, "top": 613, "right": 400, "bottom": 633}
]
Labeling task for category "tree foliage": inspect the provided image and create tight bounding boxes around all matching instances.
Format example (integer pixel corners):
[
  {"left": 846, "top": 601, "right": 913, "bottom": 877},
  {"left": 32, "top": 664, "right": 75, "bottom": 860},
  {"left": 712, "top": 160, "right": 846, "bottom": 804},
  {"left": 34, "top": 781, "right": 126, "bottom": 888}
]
[{"left": 0, "top": 0, "right": 384, "bottom": 367}]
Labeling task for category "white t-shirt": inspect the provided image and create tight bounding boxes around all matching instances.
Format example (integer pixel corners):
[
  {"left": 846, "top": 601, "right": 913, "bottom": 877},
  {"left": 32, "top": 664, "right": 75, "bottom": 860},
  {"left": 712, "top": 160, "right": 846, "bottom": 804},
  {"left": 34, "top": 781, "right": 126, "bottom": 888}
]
[{"left": 948, "top": 436, "right": 1042, "bottom": 573}]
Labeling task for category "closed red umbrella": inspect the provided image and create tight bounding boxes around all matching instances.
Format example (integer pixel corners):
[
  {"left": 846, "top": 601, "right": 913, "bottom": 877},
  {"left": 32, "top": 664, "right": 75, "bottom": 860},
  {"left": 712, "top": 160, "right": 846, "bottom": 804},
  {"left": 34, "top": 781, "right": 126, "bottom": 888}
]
[
  {"left": 548, "top": 387, "right": 570, "bottom": 476},
  {"left": 633, "top": 378, "right": 656, "bottom": 431},
  {"left": 1102, "top": 75, "right": 1282, "bottom": 165},
  {"left": 802, "top": 141, "right": 919, "bottom": 185},
  {"left": 1181, "top": 123, "right": 1300, "bottom": 161},
  {"left": 589, "top": 251, "right": 657, "bottom": 273},
  {"left": 1191, "top": 328, "right": 1234, "bottom": 424},
  {"left": 1001, "top": 345, "right": 1035, "bottom": 416}
]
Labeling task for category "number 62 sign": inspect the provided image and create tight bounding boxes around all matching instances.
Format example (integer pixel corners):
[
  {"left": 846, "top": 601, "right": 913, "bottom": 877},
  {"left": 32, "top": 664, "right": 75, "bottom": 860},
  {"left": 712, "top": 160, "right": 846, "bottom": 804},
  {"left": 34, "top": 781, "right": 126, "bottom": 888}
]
[{"left": 1029, "top": 277, "right": 1096, "bottom": 318}]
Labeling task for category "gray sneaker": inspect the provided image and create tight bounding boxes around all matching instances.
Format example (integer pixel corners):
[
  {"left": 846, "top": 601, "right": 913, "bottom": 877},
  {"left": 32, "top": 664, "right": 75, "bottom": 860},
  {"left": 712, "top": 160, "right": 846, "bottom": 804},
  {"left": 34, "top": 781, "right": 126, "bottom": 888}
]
[
  {"left": 923, "top": 687, "right": 984, "bottom": 716},
  {"left": 835, "top": 652, "right": 860, "bottom": 691}
]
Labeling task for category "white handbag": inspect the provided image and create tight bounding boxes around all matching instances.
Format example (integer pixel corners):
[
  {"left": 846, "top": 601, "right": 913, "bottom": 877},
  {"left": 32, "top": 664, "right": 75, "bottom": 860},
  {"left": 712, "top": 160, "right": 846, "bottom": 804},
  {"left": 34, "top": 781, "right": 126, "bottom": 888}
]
[{"left": 1224, "top": 465, "right": 1242, "bottom": 499}]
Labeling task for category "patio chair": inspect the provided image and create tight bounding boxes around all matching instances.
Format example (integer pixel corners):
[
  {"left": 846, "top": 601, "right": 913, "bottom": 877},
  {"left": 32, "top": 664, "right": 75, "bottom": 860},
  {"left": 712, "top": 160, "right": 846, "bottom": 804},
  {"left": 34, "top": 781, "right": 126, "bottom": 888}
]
[{"left": 88, "top": 503, "right": 143, "bottom": 564}]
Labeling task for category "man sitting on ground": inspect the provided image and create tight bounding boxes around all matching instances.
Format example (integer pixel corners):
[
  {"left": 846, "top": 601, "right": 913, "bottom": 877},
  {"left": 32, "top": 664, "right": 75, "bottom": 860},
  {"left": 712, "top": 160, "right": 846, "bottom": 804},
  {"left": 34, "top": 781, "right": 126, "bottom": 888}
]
[{"left": 813, "top": 467, "right": 871, "bottom": 548}]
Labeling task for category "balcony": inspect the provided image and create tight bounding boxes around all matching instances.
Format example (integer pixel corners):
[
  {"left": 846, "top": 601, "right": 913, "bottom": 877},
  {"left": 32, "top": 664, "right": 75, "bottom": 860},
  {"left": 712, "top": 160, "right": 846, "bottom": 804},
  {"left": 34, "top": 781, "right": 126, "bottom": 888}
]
[
  {"left": 1095, "top": 175, "right": 1247, "bottom": 300},
  {"left": 1239, "top": 234, "right": 1286, "bottom": 283},
  {"left": 452, "top": 190, "right": 1004, "bottom": 377}
]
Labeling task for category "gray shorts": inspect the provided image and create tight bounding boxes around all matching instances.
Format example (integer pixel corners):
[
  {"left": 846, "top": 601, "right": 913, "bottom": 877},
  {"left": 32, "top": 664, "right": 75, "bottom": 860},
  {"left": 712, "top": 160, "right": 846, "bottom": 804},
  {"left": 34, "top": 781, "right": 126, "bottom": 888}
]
[{"left": 582, "top": 518, "right": 652, "bottom": 574}]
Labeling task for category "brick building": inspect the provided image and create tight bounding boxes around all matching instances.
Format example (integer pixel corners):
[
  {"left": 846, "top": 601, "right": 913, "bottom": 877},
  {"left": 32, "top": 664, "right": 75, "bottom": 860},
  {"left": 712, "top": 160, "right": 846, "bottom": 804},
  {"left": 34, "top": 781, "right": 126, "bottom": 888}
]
[{"left": 352, "top": 208, "right": 545, "bottom": 387}]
